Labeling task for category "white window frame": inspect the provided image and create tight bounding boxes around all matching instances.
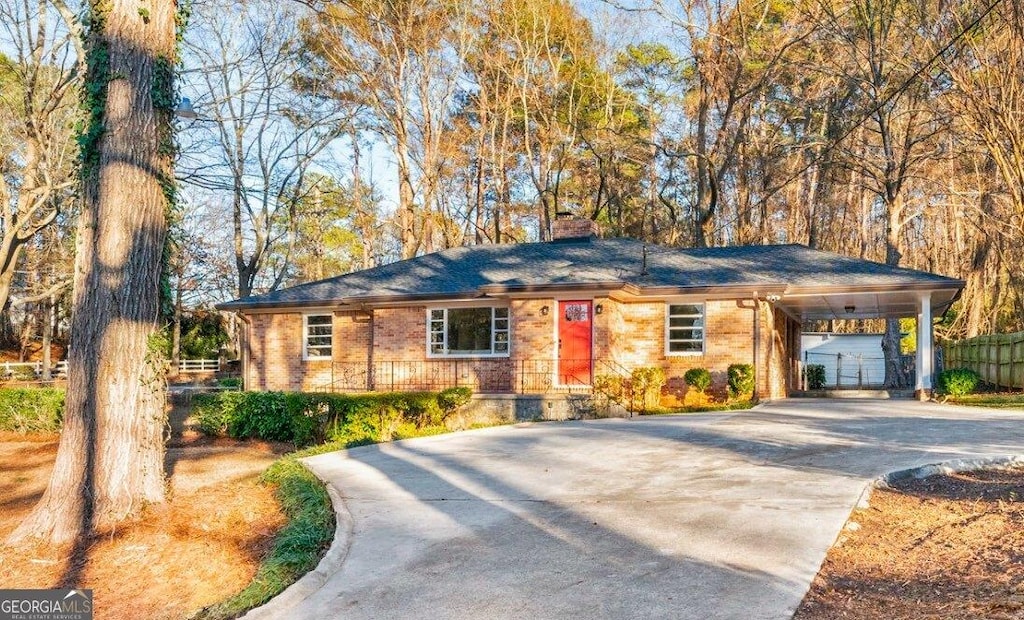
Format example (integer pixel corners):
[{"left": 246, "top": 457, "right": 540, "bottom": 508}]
[
  {"left": 426, "top": 305, "right": 510, "bottom": 358},
  {"left": 665, "top": 302, "right": 705, "bottom": 356},
  {"left": 303, "top": 313, "right": 333, "bottom": 361}
]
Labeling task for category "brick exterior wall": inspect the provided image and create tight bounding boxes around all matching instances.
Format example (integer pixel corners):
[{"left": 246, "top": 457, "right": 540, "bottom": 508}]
[
  {"left": 551, "top": 217, "right": 600, "bottom": 240},
  {"left": 509, "top": 299, "right": 555, "bottom": 361},
  {"left": 758, "top": 303, "right": 801, "bottom": 400},
  {"left": 243, "top": 295, "right": 796, "bottom": 399},
  {"left": 591, "top": 298, "right": 759, "bottom": 400},
  {"left": 245, "top": 312, "right": 332, "bottom": 391},
  {"left": 245, "top": 310, "right": 368, "bottom": 392}
]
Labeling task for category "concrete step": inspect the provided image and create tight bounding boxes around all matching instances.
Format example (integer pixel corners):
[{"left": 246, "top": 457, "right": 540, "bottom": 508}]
[{"left": 792, "top": 389, "right": 915, "bottom": 399}]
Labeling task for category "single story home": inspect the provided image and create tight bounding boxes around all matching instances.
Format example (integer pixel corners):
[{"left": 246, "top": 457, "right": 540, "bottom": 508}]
[{"left": 218, "top": 216, "right": 964, "bottom": 401}]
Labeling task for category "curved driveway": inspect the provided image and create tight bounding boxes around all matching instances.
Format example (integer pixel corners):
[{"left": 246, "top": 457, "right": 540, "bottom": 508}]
[{"left": 267, "top": 399, "right": 1024, "bottom": 620}]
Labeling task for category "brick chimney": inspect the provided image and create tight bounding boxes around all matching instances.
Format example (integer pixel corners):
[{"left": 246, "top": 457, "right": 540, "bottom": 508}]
[{"left": 551, "top": 212, "right": 600, "bottom": 241}]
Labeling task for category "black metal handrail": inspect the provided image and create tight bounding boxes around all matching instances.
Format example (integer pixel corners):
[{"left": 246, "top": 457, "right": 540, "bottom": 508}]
[
  {"left": 592, "top": 359, "right": 639, "bottom": 416},
  {"left": 316, "top": 358, "right": 612, "bottom": 394}
]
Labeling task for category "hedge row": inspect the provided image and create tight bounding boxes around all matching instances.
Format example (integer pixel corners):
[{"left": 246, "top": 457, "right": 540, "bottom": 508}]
[
  {"left": 191, "top": 387, "right": 473, "bottom": 447},
  {"left": 0, "top": 388, "right": 64, "bottom": 433}
]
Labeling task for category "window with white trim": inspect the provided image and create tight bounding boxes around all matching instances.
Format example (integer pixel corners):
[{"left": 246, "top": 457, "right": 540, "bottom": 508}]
[
  {"left": 303, "top": 314, "right": 333, "bottom": 360},
  {"left": 428, "top": 307, "right": 509, "bottom": 356},
  {"left": 666, "top": 303, "right": 705, "bottom": 355}
]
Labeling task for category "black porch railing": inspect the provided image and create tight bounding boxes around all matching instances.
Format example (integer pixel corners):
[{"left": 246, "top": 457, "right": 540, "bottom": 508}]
[{"left": 316, "top": 358, "right": 626, "bottom": 395}]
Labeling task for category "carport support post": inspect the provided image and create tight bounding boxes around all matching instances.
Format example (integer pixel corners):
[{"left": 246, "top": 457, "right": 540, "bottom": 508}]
[{"left": 915, "top": 293, "right": 933, "bottom": 400}]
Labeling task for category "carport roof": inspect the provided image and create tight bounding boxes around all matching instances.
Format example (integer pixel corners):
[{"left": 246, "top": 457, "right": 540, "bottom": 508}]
[{"left": 218, "top": 239, "right": 964, "bottom": 318}]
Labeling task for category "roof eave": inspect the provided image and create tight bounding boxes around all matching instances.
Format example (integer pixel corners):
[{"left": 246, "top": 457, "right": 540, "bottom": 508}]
[{"left": 782, "top": 280, "right": 965, "bottom": 296}]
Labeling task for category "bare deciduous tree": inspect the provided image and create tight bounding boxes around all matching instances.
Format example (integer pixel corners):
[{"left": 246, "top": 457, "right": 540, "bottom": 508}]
[
  {"left": 179, "top": 0, "right": 348, "bottom": 297},
  {"left": 0, "top": 0, "right": 82, "bottom": 322}
]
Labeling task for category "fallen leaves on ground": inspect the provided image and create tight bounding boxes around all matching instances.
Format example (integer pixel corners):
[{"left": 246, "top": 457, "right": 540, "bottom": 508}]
[
  {"left": 795, "top": 467, "right": 1024, "bottom": 620},
  {"left": 0, "top": 433, "right": 291, "bottom": 620}
]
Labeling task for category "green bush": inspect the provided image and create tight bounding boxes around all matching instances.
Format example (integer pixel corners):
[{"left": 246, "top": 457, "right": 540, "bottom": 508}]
[
  {"left": 805, "top": 364, "right": 827, "bottom": 390},
  {"left": 0, "top": 388, "right": 65, "bottom": 433},
  {"left": 217, "top": 377, "right": 242, "bottom": 389},
  {"left": 631, "top": 366, "right": 666, "bottom": 409},
  {"left": 683, "top": 368, "right": 712, "bottom": 393},
  {"left": 938, "top": 367, "right": 981, "bottom": 397},
  {"left": 727, "top": 364, "right": 755, "bottom": 399},
  {"left": 191, "top": 389, "right": 472, "bottom": 447},
  {"left": 191, "top": 391, "right": 246, "bottom": 437},
  {"left": 438, "top": 386, "right": 472, "bottom": 412}
]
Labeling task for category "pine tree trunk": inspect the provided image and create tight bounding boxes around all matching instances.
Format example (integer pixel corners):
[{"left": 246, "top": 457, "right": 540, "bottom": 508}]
[{"left": 8, "top": 0, "right": 176, "bottom": 545}]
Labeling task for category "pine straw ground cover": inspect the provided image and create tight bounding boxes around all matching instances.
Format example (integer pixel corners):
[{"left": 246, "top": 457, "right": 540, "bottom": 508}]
[
  {"left": 795, "top": 467, "right": 1024, "bottom": 620},
  {"left": 0, "top": 432, "right": 292, "bottom": 620}
]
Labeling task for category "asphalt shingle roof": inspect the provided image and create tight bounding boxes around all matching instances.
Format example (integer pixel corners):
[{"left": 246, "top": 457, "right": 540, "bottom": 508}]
[{"left": 218, "top": 239, "right": 963, "bottom": 310}]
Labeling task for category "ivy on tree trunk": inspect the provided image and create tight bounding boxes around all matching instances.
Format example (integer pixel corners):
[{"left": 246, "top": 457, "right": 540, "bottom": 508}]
[{"left": 8, "top": 0, "right": 180, "bottom": 545}]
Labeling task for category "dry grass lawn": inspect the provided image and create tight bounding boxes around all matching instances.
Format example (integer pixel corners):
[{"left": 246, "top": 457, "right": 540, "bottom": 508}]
[{"left": 0, "top": 428, "right": 290, "bottom": 620}]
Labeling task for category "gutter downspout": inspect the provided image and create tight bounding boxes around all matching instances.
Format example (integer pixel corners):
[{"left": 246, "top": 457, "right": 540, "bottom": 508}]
[
  {"left": 753, "top": 292, "right": 761, "bottom": 402},
  {"left": 367, "top": 306, "right": 375, "bottom": 392},
  {"left": 237, "top": 311, "right": 252, "bottom": 391}
]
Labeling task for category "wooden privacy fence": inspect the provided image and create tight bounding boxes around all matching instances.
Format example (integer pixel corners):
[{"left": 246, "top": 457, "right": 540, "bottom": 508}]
[{"left": 943, "top": 332, "right": 1024, "bottom": 390}]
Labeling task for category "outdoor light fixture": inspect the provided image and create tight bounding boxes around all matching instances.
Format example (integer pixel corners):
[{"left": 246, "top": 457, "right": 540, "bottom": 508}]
[
  {"left": 844, "top": 305, "right": 856, "bottom": 314},
  {"left": 765, "top": 294, "right": 781, "bottom": 303},
  {"left": 175, "top": 97, "right": 197, "bottom": 119},
  {"left": 540, "top": 305, "right": 549, "bottom": 316},
  {"left": 595, "top": 304, "right": 603, "bottom": 314}
]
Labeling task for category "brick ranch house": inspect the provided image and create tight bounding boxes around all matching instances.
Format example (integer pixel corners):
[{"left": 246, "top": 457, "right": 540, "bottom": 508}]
[{"left": 218, "top": 218, "right": 963, "bottom": 407}]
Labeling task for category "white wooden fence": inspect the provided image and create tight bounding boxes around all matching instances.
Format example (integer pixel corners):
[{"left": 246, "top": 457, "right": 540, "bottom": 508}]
[
  {"left": 0, "top": 360, "right": 68, "bottom": 380},
  {"left": 177, "top": 359, "right": 220, "bottom": 373},
  {"left": 0, "top": 358, "right": 221, "bottom": 381}
]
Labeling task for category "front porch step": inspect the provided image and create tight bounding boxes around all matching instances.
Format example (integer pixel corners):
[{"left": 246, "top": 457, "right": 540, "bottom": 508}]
[{"left": 791, "top": 389, "right": 915, "bottom": 399}]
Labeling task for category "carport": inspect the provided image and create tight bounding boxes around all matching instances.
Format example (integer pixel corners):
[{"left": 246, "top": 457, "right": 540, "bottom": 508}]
[{"left": 771, "top": 282, "right": 964, "bottom": 397}]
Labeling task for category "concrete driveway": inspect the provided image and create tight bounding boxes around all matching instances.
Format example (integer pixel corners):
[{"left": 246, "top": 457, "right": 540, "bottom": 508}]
[{"left": 267, "top": 399, "right": 1024, "bottom": 620}]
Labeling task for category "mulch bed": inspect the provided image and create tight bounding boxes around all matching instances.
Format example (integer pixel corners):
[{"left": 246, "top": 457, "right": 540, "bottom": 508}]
[{"left": 795, "top": 467, "right": 1024, "bottom": 620}]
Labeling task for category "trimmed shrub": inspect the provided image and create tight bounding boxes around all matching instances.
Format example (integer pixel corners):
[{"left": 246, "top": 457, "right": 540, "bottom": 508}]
[
  {"left": 192, "top": 391, "right": 247, "bottom": 437},
  {"left": 438, "top": 387, "right": 472, "bottom": 412},
  {"left": 0, "top": 388, "right": 65, "bottom": 433},
  {"left": 683, "top": 368, "right": 712, "bottom": 393},
  {"left": 191, "top": 389, "right": 471, "bottom": 447},
  {"left": 938, "top": 367, "right": 981, "bottom": 397},
  {"left": 727, "top": 364, "right": 755, "bottom": 399},
  {"left": 805, "top": 364, "right": 827, "bottom": 390},
  {"left": 631, "top": 367, "right": 666, "bottom": 410}
]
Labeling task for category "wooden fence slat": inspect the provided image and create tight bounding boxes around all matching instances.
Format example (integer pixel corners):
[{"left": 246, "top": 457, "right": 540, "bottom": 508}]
[{"left": 942, "top": 331, "right": 1024, "bottom": 390}]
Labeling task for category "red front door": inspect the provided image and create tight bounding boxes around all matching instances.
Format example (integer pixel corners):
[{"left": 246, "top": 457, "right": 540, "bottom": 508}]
[{"left": 558, "top": 300, "right": 593, "bottom": 385}]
